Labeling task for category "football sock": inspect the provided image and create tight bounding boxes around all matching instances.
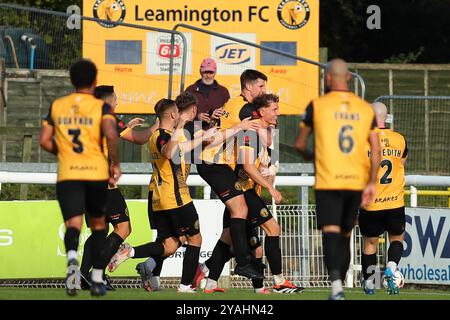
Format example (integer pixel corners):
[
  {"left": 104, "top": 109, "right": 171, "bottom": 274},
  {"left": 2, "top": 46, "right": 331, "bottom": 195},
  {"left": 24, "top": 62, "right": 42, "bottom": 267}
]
[
  {"left": 251, "top": 258, "right": 264, "bottom": 289},
  {"left": 273, "top": 274, "right": 286, "bottom": 286},
  {"left": 229, "top": 218, "right": 250, "bottom": 266},
  {"left": 181, "top": 245, "right": 201, "bottom": 286},
  {"left": 361, "top": 253, "right": 377, "bottom": 280},
  {"left": 205, "top": 279, "right": 218, "bottom": 290},
  {"left": 387, "top": 261, "right": 397, "bottom": 274},
  {"left": 67, "top": 250, "right": 78, "bottom": 263},
  {"left": 103, "top": 232, "right": 124, "bottom": 265},
  {"left": 331, "top": 279, "right": 343, "bottom": 296},
  {"left": 200, "top": 262, "right": 209, "bottom": 274},
  {"left": 91, "top": 229, "right": 108, "bottom": 269},
  {"left": 152, "top": 255, "right": 166, "bottom": 277},
  {"left": 365, "top": 279, "right": 375, "bottom": 290},
  {"left": 322, "top": 232, "right": 342, "bottom": 282},
  {"left": 265, "top": 236, "right": 282, "bottom": 275},
  {"left": 339, "top": 235, "right": 351, "bottom": 282},
  {"left": 206, "top": 240, "right": 232, "bottom": 281},
  {"left": 91, "top": 268, "right": 103, "bottom": 284},
  {"left": 133, "top": 241, "right": 164, "bottom": 259},
  {"left": 64, "top": 227, "right": 80, "bottom": 259},
  {"left": 388, "top": 240, "right": 404, "bottom": 266},
  {"left": 80, "top": 234, "right": 93, "bottom": 276}
]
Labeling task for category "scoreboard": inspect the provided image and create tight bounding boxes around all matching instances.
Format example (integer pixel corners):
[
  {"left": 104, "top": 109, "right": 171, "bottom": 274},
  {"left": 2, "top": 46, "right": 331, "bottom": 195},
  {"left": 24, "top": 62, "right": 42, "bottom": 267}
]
[{"left": 83, "top": 0, "right": 319, "bottom": 114}]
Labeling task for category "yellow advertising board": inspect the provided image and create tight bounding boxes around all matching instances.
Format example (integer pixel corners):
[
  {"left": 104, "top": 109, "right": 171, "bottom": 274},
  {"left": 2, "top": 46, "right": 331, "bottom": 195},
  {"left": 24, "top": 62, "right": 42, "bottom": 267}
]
[{"left": 83, "top": 0, "right": 319, "bottom": 114}]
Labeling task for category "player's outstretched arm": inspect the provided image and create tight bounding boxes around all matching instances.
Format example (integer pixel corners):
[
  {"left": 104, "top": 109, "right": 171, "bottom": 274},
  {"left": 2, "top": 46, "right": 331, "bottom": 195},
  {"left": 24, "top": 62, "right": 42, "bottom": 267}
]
[
  {"left": 207, "top": 117, "right": 260, "bottom": 148},
  {"left": 180, "top": 126, "right": 218, "bottom": 153},
  {"left": 120, "top": 118, "right": 159, "bottom": 145}
]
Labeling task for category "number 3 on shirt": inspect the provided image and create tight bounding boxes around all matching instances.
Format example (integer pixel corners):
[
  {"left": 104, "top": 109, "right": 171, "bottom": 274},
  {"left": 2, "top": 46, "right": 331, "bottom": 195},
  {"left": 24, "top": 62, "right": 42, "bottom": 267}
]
[{"left": 68, "top": 129, "right": 84, "bottom": 153}]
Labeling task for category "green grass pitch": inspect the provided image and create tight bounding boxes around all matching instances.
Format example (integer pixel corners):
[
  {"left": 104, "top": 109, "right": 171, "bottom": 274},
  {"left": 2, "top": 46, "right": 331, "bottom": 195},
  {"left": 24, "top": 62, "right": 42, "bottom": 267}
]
[{"left": 1, "top": 287, "right": 449, "bottom": 300}]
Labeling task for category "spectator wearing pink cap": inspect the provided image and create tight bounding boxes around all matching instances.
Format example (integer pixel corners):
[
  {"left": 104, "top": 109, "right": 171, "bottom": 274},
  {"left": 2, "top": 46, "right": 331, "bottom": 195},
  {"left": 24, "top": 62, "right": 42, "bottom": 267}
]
[{"left": 185, "top": 57, "right": 230, "bottom": 128}]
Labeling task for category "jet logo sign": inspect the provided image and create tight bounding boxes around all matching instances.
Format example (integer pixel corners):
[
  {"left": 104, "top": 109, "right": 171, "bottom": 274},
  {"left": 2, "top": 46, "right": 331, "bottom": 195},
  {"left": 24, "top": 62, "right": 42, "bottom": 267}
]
[
  {"left": 215, "top": 43, "right": 251, "bottom": 65},
  {"left": 211, "top": 33, "right": 256, "bottom": 75}
]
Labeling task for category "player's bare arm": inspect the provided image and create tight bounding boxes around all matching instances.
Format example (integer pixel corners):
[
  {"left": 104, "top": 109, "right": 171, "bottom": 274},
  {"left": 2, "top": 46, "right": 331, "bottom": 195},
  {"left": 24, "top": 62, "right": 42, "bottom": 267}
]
[
  {"left": 39, "top": 125, "right": 57, "bottom": 155},
  {"left": 207, "top": 117, "right": 260, "bottom": 148},
  {"left": 102, "top": 117, "right": 121, "bottom": 184},
  {"left": 241, "top": 147, "right": 282, "bottom": 204},
  {"left": 120, "top": 118, "right": 159, "bottom": 145},
  {"left": 361, "top": 130, "right": 381, "bottom": 207},
  {"left": 295, "top": 124, "right": 313, "bottom": 161},
  {"left": 163, "top": 126, "right": 217, "bottom": 159}
]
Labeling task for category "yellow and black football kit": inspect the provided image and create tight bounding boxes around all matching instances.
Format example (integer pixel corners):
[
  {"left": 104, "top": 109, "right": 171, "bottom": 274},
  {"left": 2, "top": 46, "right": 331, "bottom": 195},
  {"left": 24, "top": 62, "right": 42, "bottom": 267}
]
[
  {"left": 42, "top": 92, "right": 116, "bottom": 221},
  {"left": 98, "top": 114, "right": 130, "bottom": 225},
  {"left": 149, "top": 128, "right": 192, "bottom": 211},
  {"left": 359, "top": 128, "right": 408, "bottom": 237},
  {"left": 364, "top": 128, "right": 407, "bottom": 211},
  {"left": 222, "top": 123, "right": 273, "bottom": 230},
  {"left": 148, "top": 128, "right": 199, "bottom": 239},
  {"left": 200, "top": 94, "right": 247, "bottom": 165},
  {"left": 196, "top": 95, "right": 250, "bottom": 203},
  {"left": 43, "top": 93, "right": 114, "bottom": 182},
  {"left": 302, "top": 90, "right": 377, "bottom": 231}
]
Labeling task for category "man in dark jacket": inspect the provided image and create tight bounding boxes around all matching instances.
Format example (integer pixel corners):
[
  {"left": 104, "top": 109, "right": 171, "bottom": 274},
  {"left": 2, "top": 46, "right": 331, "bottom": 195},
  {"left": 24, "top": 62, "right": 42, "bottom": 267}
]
[{"left": 186, "top": 57, "right": 230, "bottom": 128}]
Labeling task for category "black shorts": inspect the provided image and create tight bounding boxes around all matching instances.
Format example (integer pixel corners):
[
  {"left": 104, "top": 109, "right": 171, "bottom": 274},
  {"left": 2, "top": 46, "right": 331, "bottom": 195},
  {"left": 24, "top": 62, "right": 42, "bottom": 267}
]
[
  {"left": 56, "top": 180, "right": 108, "bottom": 222},
  {"left": 104, "top": 188, "right": 130, "bottom": 225},
  {"left": 223, "top": 189, "right": 273, "bottom": 229},
  {"left": 223, "top": 189, "right": 271, "bottom": 249},
  {"left": 85, "top": 187, "right": 130, "bottom": 227},
  {"left": 315, "top": 190, "right": 362, "bottom": 232},
  {"left": 151, "top": 202, "right": 200, "bottom": 240},
  {"left": 358, "top": 207, "right": 406, "bottom": 237},
  {"left": 196, "top": 163, "right": 243, "bottom": 203}
]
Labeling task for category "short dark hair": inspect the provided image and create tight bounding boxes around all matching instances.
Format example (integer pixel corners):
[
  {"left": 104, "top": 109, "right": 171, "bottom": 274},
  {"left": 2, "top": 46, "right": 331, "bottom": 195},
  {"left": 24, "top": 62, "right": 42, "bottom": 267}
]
[
  {"left": 175, "top": 92, "right": 197, "bottom": 112},
  {"left": 240, "top": 69, "right": 267, "bottom": 91},
  {"left": 252, "top": 93, "right": 279, "bottom": 109},
  {"left": 93, "top": 85, "right": 114, "bottom": 100},
  {"left": 70, "top": 59, "right": 97, "bottom": 89},
  {"left": 154, "top": 98, "right": 176, "bottom": 118}
]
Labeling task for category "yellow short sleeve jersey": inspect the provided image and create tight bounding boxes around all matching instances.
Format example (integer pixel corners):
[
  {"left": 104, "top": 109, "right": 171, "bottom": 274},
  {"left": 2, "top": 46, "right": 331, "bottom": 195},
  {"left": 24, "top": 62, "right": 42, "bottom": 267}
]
[
  {"left": 234, "top": 124, "right": 270, "bottom": 193},
  {"left": 302, "top": 91, "right": 376, "bottom": 191},
  {"left": 148, "top": 128, "right": 192, "bottom": 211},
  {"left": 42, "top": 93, "right": 115, "bottom": 182},
  {"left": 364, "top": 128, "right": 407, "bottom": 211},
  {"left": 199, "top": 95, "right": 248, "bottom": 167}
]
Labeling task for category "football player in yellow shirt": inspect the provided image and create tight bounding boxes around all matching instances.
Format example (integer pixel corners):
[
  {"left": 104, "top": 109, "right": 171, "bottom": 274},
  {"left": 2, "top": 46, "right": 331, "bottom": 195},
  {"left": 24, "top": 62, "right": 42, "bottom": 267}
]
[
  {"left": 295, "top": 59, "right": 381, "bottom": 300},
  {"left": 359, "top": 102, "right": 408, "bottom": 295},
  {"left": 40, "top": 59, "right": 121, "bottom": 297},
  {"left": 196, "top": 69, "right": 268, "bottom": 280},
  {"left": 108, "top": 96, "right": 217, "bottom": 292},
  {"left": 78, "top": 85, "right": 159, "bottom": 291},
  {"left": 198, "top": 94, "right": 303, "bottom": 294}
]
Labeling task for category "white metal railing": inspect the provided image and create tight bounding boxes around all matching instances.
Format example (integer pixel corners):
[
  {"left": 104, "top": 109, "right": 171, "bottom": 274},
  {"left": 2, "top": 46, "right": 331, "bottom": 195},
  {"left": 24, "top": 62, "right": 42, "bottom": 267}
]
[
  {"left": 0, "top": 171, "right": 315, "bottom": 200},
  {"left": 0, "top": 171, "right": 449, "bottom": 288},
  {"left": 1, "top": 171, "right": 448, "bottom": 204}
]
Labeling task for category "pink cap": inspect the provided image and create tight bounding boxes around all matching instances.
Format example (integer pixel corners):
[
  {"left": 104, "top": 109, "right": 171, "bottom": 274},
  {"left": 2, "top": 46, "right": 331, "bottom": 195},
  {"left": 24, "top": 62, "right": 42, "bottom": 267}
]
[{"left": 200, "top": 58, "right": 217, "bottom": 73}]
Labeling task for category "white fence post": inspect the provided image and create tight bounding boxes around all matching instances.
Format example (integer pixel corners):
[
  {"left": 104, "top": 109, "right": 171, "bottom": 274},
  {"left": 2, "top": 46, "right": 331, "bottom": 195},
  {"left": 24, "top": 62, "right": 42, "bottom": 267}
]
[
  {"left": 410, "top": 185, "right": 418, "bottom": 207},
  {"left": 346, "top": 229, "right": 355, "bottom": 288},
  {"left": 203, "top": 185, "right": 211, "bottom": 200}
]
